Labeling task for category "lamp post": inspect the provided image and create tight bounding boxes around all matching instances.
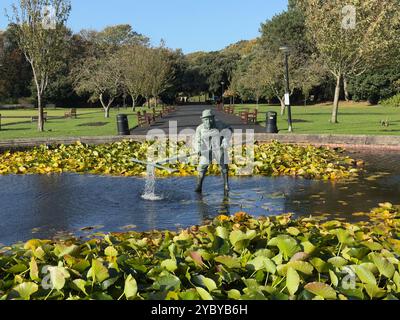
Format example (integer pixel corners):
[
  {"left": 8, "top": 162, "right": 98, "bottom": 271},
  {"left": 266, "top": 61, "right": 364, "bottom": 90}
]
[
  {"left": 279, "top": 46, "right": 293, "bottom": 133},
  {"left": 221, "top": 81, "right": 225, "bottom": 106}
]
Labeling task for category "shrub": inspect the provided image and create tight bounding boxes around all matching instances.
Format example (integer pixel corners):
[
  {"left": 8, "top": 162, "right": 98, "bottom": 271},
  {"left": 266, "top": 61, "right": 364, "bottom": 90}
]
[{"left": 381, "top": 94, "right": 400, "bottom": 108}]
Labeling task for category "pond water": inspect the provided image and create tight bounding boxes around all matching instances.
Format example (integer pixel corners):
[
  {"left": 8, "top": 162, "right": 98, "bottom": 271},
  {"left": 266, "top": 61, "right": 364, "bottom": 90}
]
[{"left": 0, "top": 151, "right": 399, "bottom": 245}]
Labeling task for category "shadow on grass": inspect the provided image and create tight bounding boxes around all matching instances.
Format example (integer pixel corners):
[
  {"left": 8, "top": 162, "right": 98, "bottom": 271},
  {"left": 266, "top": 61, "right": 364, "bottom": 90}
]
[{"left": 0, "top": 128, "right": 31, "bottom": 132}]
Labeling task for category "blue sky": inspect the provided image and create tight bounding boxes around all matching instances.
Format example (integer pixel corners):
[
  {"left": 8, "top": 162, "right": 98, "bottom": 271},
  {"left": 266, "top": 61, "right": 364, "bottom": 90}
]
[{"left": 1, "top": 0, "right": 288, "bottom": 53}]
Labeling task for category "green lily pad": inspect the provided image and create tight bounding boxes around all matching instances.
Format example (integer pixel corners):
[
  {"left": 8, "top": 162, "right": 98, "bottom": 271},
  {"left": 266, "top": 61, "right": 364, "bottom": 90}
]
[
  {"left": 13, "top": 282, "right": 38, "bottom": 300},
  {"left": 304, "top": 282, "right": 337, "bottom": 300}
]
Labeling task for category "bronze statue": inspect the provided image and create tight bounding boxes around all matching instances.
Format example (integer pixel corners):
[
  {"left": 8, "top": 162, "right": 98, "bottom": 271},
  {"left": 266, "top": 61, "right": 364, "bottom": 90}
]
[{"left": 194, "top": 110, "right": 233, "bottom": 193}]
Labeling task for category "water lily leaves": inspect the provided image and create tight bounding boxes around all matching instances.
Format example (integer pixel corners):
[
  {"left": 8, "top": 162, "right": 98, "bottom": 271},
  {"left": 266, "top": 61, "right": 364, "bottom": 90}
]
[
  {"left": 104, "top": 246, "right": 118, "bottom": 257},
  {"left": 189, "top": 251, "right": 206, "bottom": 268},
  {"left": 268, "top": 236, "right": 301, "bottom": 260},
  {"left": 393, "top": 272, "right": 400, "bottom": 292},
  {"left": 13, "top": 282, "right": 38, "bottom": 300},
  {"left": 290, "top": 252, "right": 310, "bottom": 262},
  {"left": 196, "top": 287, "right": 213, "bottom": 300},
  {"left": 328, "top": 257, "right": 348, "bottom": 268},
  {"left": 354, "top": 265, "right": 377, "bottom": 285},
  {"left": 154, "top": 272, "right": 181, "bottom": 292},
  {"left": 215, "top": 256, "right": 241, "bottom": 269},
  {"left": 72, "top": 279, "right": 88, "bottom": 295},
  {"left": 179, "top": 289, "right": 200, "bottom": 300},
  {"left": 310, "top": 258, "right": 328, "bottom": 273},
  {"left": 29, "top": 257, "right": 39, "bottom": 281},
  {"left": 369, "top": 253, "right": 395, "bottom": 279},
  {"left": 161, "top": 259, "right": 178, "bottom": 273},
  {"left": 287, "top": 267, "right": 300, "bottom": 296},
  {"left": 24, "top": 239, "right": 43, "bottom": 251},
  {"left": 216, "top": 226, "right": 229, "bottom": 240},
  {"left": 330, "top": 229, "right": 354, "bottom": 245},
  {"left": 364, "top": 284, "right": 386, "bottom": 299},
  {"left": 124, "top": 275, "right": 138, "bottom": 299},
  {"left": 246, "top": 256, "right": 276, "bottom": 274},
  {"left": 304, "top": 282, "right": 337, "bottom": 300},
  {"left": 48, "top": 266, "right": 70, "bottom": 290},
  {"left": 192, "top": 275, "right": 217, "bottom": 292},
  {"left": 7, "top": 264, "right": 28, "bottom": 274},
  {"left": 87, "top": 259, "right": 110, "bottom": 283},
  {"left": 54, "top": 244, "right": 79, "bottom": 258},
  {"left": 227, "top": 289, "right": 241, "bottom": 300}
]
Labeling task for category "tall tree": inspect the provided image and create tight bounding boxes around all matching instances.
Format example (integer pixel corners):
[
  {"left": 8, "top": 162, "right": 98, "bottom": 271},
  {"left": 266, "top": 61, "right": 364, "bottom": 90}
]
[
  {"left": 72, "top": 53, "right": 122, "bottom": 118},
  {"left": 298, "top": 0, "right": 400, "bottom": 123},
  {"left": 119, "top": 45, "right": 149, "bottom": 110},
  {"left": 7, "top": 0, "right": 71, "bottom": 131}
]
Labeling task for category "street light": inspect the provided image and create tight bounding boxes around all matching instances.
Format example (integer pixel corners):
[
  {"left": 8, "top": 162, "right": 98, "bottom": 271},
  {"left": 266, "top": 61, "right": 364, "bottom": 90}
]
[
  {"left": 279, "top": 46, "right": 293, "bottom": 133},
  {"left": 221, "top": 81, "right": 225, "bottom": 105}
]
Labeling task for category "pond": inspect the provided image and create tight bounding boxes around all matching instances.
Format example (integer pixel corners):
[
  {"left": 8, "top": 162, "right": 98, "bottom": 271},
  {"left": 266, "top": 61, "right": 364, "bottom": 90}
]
[{"left": 0, "top": 150, "right": 399, "bottom": 246}]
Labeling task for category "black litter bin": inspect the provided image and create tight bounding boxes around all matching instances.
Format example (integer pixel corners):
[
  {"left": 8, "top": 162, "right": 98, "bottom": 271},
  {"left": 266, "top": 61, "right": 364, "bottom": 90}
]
[
  {"left": 266, "top": 111, "right": 278, "bottom": 133},
  {"left": 117, "top": 114, "right": 130, "bottom": 135}
]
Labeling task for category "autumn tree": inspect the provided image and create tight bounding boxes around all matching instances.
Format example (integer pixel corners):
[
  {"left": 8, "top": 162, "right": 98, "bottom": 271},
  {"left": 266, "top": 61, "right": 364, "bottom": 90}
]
[
  {"left": 7, "top": 0, "right": 71, "bottom": 131},
  {"left": 297, "top": 0, "right": 400, "bottom": 123}
]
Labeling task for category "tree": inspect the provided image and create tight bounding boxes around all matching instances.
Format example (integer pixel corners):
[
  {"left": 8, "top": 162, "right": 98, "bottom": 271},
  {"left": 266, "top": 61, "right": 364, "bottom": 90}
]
[
  {"left": 96, "top": 24, "right": 149, "bottom": 48},
  {"left": 119, "top": 45, "right": 149, "bottom": 110},
  {"left": 298, "top": 0, "right": 400, "bottom": 123},
  {"left": 148, "top": 47, "right": 172, "bottom": 108},
  {"left": 0, "top": 26, "right": 32, "bottom": 101},
  {"left": 7, "top": 0, "right": 71, "bottom": 131},
  {"left": 72, "top": 53, "right": 122, "bottom": 118}
]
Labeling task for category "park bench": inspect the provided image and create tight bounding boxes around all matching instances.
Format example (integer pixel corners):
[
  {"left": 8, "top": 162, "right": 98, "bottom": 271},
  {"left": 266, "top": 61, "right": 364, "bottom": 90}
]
[
  {"left": 162, "top": 105, "right": 176, "bottom": 114},
  {"left": 137, "top": 111, "right": 149, "bottom": 127},
  {"left": 64, "top": 108, "right": 77, "bottom": 119},
  {"left": 152, "top": 108, "right": 163, "bottom": 119},
  {"left": 143, "top": 111, "right": 156, "bottom": 124},
  {"left": 236, "top": 108, "right": 250, "bottom": 124},
  {"left": 31, "top": 112, "right": 48, "bottom": 123},
  {"left": 247, "top": 108, "right": 258, "bottom": 124}
]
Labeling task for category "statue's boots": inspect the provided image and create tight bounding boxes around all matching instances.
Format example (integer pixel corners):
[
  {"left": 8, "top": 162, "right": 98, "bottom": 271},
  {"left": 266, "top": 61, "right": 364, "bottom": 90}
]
[
  {"left": 195, "top": 171, "right": 206, "bottom": 193},
  {"left": 222, "top": 171, "right": 230, "bottom": 193}
]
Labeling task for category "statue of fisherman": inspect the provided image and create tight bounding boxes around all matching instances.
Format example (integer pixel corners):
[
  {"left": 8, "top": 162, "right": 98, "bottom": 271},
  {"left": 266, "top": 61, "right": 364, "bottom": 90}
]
[{"left": 194, "top": 109, "right": 233, "bottom": 193}]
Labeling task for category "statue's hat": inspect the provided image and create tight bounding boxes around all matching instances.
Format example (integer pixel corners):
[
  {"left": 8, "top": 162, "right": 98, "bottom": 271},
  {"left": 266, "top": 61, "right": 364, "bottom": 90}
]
[{"left": 201, "top": 109, "right": 215, "bottom": 119}]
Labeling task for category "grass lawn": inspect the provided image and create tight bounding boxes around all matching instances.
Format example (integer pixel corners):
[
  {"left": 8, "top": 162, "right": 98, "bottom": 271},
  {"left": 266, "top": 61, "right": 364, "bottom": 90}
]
[
  {"left": 234, "top": 101, "right": 400, "bottom": 135},
  {"left": 0, "top": 107, "right": 149, "bottom": 139}
]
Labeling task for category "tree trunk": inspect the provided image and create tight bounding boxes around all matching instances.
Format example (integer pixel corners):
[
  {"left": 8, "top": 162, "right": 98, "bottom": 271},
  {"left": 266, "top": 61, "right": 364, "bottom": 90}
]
[
  {"left": 37, "top": 92, "right": 44, "bottom": 132},
  {"left": 131, "top": 97, "right": 136, "bottom": 112},
  {"left": 331, "top": 74, "right": 341, "bottom": 123},
  {"left": 100, "top": 93, "right": 112, "bottom": 118},
  {"left": 343, "top": 76, "right": 350, "bottom": 102}
]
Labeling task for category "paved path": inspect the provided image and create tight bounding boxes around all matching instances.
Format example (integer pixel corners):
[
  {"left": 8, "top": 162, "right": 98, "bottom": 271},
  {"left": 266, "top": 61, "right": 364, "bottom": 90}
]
[{"left": 130, "top": 105, "right": 266, "bottom": 135}]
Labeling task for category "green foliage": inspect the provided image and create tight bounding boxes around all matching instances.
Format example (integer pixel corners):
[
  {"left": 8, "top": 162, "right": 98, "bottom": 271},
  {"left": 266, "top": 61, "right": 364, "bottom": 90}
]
[
  {"left": 0, "top": 140, "right": 361, "bottom": 180},
  {"left": 1, "top": 204, "right": 400, "bottom": 300},
  {"left": 381, "top": 94, "right": 400, "bottom": 108},
  {"left": 349, "top": 65, "right": 400, "bottom": 104}
]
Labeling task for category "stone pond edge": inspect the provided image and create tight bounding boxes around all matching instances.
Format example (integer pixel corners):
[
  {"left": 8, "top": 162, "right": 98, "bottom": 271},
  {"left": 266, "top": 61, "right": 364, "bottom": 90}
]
[{"left": 0, "top": 133, "right": 400, "bottom": 152}]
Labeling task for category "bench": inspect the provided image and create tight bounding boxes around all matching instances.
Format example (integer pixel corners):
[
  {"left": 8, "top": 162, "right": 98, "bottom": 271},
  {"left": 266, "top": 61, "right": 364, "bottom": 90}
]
[
  {"left": 137, "top": 111, "right": 149, "bottom": 127},
  {"left": 143, "top": 111, "right": 156, "bottom": 124},
  {"left": 152, "top": 108, "right": 163, "bottom": 119},
  {"left": 247, "top": 109, "right": 258, "bottom": 124},
  {"left": 64, "top": 108, "right": 77, "bottom": 118},
  {"left": 31, "top": 112, "right": 48, "bottom": 122}
]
